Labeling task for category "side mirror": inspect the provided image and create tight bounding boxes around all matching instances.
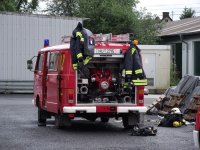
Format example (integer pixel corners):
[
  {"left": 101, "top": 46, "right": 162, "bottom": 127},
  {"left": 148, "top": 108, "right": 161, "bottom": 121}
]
[{"left": 27, "top": 59, "right": 33, "bottom": 70}]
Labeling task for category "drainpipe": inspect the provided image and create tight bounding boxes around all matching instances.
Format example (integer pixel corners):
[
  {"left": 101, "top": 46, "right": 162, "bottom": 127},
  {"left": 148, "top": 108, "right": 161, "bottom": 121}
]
[{"left": 179, "top": 34, "right": 189, "bottom": 74}]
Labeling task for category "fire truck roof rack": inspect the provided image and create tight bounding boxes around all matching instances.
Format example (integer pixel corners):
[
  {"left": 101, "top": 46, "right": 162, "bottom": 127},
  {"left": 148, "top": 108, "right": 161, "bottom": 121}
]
[
  {"left": 93, "top": 33, "right": 133, "bottom": 43},
  {"left": 61, "top": 33, "right": 134, "bottom": 44},
  {"left": 61, "top": 35, "right": 71, "bottom": 43}
]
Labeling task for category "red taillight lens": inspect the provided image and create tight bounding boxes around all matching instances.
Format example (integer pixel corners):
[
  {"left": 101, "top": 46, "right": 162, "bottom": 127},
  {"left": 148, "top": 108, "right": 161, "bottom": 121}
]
[
  {"left": 67, "top": 89, "right": 74, "bottom": 104},
  {"left": 136, "top": 86, "right": 144, "bottom": 106}
]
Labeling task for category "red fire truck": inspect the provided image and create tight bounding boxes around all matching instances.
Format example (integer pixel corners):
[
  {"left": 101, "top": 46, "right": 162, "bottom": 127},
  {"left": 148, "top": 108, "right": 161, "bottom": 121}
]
[{"left": 27, "top": 33, "right": 147, "bottom": 129}]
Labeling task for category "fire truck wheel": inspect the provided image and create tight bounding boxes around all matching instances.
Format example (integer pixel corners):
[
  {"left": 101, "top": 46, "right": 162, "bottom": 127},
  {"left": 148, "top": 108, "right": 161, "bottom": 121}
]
[
  {"left": 38, "top": 107, "right": 46, "bottom": 126},
  {"left": 122, "top": 116, "right": 131, "bottom": 129},
  {"left": 101, "top": 117, "right": 109, "bottom": 123}
]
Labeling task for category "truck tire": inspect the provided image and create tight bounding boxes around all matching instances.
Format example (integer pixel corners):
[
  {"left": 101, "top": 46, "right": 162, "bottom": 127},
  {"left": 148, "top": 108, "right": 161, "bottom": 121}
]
[
  {"left": 101, "top": 117, "right": 109, "bottom": 123},
  {"left": 38, "top": 107, "right": 46, "bottom": 126}
]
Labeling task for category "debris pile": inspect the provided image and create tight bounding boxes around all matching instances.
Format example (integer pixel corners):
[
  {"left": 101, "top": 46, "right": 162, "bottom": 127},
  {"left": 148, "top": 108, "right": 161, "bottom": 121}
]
[
  {"left": 184, "top": 86, "right": 200, "bottom": 121},
  {"left": 147, "top": 75, "right": 200, "bottom": 121}
]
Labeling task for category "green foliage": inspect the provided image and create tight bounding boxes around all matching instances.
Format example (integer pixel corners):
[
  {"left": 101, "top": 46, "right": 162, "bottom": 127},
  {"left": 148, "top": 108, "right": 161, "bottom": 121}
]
[
  {"left": 0, "top": 0, "right": 16, "bottom": 12},
  {"left": 17, "top": 0, "right": 39, "bottom": 12},
  {"left": 135, "top": 8, "right": 162, "bottom": 44},
  {"left": 180, "top": 7, "right": 195, "bottom": 20},
  {"left": 0, "top": 0, "right": 39, "bottom": 13},
  {"left": 75, "top": 0, "right": 138, "bottom": 34},
  {"left": 43, "top": 0, "right": 161, "bottom": 44},
  {"left": 170, "top": 63, "right": 180, "bottom": 86},
  {"left": 44, "top": 0, "right": 78, "bottom": 16}
]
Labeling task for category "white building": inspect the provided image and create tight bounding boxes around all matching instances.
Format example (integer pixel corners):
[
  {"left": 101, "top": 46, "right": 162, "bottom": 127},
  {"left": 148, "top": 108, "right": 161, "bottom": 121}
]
[{"left": 140, "top": 45, "right": 171, "bottom": 92}]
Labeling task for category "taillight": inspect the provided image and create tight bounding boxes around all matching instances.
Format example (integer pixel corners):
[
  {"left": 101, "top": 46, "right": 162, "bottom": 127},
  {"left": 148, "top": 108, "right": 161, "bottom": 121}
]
[
  {"left": 195, "top": 107, "right": 200, "bottom": 130},
  {"left": 67, "top": 89, "right": 74, "bottom": 104},
  {"left": 136, "top": 86, "right": 144, "bottom": 106}
]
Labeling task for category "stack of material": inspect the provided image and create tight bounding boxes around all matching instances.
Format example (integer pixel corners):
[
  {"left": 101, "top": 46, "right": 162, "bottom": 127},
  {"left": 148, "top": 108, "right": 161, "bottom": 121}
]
[
  {"left": 146, "top": 96, "right": 165, "bottom": 114},
  {"left": 147, "top": 75, "right": 200, "bottom": 119},
  {"left": 184, "top": 86, "right": 200, "bottom": 121},
  {"left": 162, "top": 75, "right": 199, "bottom": 113}
]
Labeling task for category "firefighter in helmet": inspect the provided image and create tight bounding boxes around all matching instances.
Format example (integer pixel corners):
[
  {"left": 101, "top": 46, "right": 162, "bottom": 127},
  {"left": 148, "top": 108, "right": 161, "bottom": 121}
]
[
  {"left": 124, "top": 39, "right": 147, "bottom": 86},
  {"left": 70, "top": 22, "right": 92, "bottom": 76}
]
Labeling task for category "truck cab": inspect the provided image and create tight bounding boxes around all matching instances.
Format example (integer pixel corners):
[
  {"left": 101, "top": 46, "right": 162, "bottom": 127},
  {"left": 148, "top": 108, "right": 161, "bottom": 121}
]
[{"left": 28, "top": 34, "right": 147, "bottom": 129}]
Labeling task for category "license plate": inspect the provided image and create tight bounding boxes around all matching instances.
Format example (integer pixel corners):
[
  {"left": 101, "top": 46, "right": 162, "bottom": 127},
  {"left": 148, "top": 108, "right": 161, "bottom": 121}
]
[{"left": 94, "top": 49, "right": 121, "bottom": 54}]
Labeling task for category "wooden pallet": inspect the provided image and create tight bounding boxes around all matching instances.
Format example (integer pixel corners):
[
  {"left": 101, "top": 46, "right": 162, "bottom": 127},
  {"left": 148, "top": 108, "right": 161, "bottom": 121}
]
[{"left": 146, "top": 96, "right": 165, "bottom": 114}]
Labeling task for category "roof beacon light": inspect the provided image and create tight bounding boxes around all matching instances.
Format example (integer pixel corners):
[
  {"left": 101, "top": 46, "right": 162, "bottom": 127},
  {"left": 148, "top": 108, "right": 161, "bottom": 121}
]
[{"left": 44, "top": 39, "right": 49, "bottom": 47}]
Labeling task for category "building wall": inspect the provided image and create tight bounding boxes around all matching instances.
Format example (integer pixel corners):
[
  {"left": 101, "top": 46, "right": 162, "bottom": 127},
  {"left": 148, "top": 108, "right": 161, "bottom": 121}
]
[
  {"left": 0, "top": 12, "right": 82, "bottom": 82},
  {"left": 182, "top": 38, "right": 200, "bottom": 77},
  {"left": 139, "top": 45, "right": 171, "bottom": 90}
]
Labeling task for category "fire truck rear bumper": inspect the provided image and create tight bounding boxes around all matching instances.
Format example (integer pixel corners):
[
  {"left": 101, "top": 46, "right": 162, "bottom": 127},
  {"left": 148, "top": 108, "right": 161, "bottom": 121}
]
[{"left": 63, "top": 106, "right": 147, "bottom": 113}]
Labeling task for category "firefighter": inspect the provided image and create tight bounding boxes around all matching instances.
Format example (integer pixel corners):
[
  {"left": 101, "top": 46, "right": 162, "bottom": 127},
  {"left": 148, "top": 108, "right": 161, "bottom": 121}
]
[
  {"left": 70, "top": 22, "right": 92, "bottom": 76},
  {"left": 124, "top": 40, "right": 147, "bottom": 87}
]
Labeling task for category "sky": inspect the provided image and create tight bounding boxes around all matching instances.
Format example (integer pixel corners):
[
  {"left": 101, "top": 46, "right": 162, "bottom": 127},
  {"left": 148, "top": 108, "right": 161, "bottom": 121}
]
[{"left": 136, "top": 0, "right": 200, "bottom": 20}]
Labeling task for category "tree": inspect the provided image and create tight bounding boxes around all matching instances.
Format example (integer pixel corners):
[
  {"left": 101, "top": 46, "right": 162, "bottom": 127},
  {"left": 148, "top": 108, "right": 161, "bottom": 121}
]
[
  {"left": 42, "top": 0, "right": 161, "bottom": 44},
  {"left": 44, "top": 0, "right": 78, "bottom": 16},
  {"left": 16, "top": 0, "right": 39, "bottom": 13},
  {"left": 180, "top": 7, "right": 195, "bottom": 20},
  {"left": 0, "top": 0, "right": 16, "bottom": 12},
  {"left": 75, "top": 0, "right": 138, "bottom": 34},
  {"left": 0, "top": 0, "right": 39, "bottom": 13},
  {"left": 135, "top": 8, "right": 162, "bottom": 44}
]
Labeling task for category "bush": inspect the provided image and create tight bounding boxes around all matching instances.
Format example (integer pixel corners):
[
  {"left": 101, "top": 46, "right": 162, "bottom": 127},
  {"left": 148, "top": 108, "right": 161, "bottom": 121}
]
[{"left": 170, "top": 63, "right": 180, "bottom": 86}]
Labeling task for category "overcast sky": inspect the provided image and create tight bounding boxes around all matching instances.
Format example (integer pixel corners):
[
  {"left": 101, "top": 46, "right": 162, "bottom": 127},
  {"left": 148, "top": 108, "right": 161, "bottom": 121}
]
[{"left": 137, "top": 0, "right": 200, "bottom": 20}]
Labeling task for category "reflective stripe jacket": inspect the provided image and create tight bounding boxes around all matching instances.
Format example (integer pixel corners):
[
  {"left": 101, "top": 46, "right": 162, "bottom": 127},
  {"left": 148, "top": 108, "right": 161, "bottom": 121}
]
[
  {"left": 70, "top": 25, "right": 85, "bottom": 69},
  {"left": 124, "top": 45, "right": 142, "bottom": 77},
  {"left": 124, "top": 45, "right": 147, "bottom": 85},
  {"left": 70, "top": 28, "right": 92, "bottom": 70}
]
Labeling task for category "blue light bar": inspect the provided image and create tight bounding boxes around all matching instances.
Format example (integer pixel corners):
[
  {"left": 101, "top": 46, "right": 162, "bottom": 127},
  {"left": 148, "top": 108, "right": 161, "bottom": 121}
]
[{"left": 44, "top": 39, "right": 49, "bottom": 47}]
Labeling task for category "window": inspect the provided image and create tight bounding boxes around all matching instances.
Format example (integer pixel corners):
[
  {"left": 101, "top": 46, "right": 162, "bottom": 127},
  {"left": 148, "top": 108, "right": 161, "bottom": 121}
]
[
  {"left": 48, "top": 53, "right": 59, "bottom": 71},
  {"left": 194, "top": 41, "right": 200, "bottom": 76},
  {"left": 37, "top": 53, "right": 44, "bottom": 71}
]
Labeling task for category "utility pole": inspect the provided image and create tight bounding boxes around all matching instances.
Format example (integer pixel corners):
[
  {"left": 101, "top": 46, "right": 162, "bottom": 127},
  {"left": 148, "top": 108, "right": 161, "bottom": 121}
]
[{"left": 171, "top": 11, "right": 174, "bottom": 20}]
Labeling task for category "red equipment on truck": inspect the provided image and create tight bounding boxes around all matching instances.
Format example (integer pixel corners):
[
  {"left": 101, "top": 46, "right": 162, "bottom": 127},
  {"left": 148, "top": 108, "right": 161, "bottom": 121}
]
[{"left": 27, "top": 33, "right": 147, "bottom": 129}]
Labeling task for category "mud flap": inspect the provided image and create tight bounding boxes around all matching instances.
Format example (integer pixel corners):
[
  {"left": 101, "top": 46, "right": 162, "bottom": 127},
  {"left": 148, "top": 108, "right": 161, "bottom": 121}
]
[
  {"left": 55, "top": 114, "right": 71, "bottom": 129},
  {"left": 128, "top": 111, "right": 145, "bottom": 126},
  {"left": 123, "top": 111, "right": 144, "bottom": 129},
  {"left": 128, "top": 112, "right": 140, "bottom": 126}
]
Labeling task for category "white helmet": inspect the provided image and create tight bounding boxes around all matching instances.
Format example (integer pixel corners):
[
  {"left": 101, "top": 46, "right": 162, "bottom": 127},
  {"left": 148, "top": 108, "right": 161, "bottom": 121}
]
[{"left": 171, "top": 107, "right": 181, "bottom": 114}]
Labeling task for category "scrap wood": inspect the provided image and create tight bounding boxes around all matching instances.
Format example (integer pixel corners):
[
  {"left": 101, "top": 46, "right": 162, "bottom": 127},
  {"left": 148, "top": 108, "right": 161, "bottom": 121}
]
[
  {"left": 184, "top": 113, "right": 196, "bottom": 121},
  {"left": 146, "top": 96, "right": 165, "bottom": 114},
  {"left": 163, "top": 94, "right": 185, "bottom": 110}
]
